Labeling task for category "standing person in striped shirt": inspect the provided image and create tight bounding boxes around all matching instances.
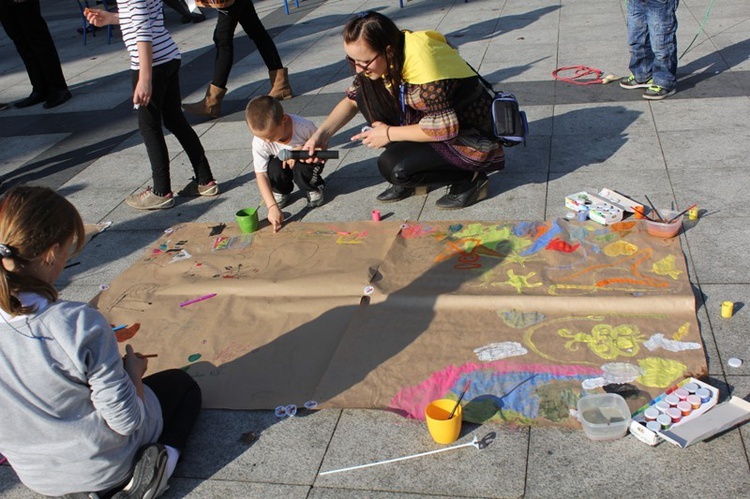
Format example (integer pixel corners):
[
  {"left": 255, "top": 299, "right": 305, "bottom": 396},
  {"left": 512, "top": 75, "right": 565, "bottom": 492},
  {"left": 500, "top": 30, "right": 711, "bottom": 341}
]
[{"left": 86, "top": 0, "right": 220, "bottom": 210}]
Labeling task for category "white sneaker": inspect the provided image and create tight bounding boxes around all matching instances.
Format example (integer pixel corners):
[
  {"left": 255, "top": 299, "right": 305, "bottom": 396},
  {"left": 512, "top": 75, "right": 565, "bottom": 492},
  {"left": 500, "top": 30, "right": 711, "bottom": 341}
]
[
  {"left": 306, "top": 187, "right": 324, "bottom": 208},
  {"left": 273, "top": 191, "right": 290, "bottom": 208}
]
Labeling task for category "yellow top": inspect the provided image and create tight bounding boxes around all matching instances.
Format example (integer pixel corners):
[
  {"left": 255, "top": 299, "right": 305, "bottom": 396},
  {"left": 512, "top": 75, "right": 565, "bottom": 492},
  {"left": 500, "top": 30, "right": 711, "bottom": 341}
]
[{"left": 401, "top": 30, "right": 475, "bottom": 85}]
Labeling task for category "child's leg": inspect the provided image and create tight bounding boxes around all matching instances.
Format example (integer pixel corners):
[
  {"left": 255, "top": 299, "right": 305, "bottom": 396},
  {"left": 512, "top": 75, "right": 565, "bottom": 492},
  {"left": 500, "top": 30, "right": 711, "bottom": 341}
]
[
  {"left": 292, "top": 162, "right": 325, "bottom": 193},
  {"left": 133, "top": 67, "right": 171, "bottom": 196},
  {"left": 142, "top": 369, "right": 202, "bottom": 462},
  {"left": 160, "top": 60, "right": 214, "bottom": 186},
  {"left": 267, "top": 157, "right": 294, "bottom": 194},
  {"left": 625, "top": 0, "right": 654, "bottom": 82}
]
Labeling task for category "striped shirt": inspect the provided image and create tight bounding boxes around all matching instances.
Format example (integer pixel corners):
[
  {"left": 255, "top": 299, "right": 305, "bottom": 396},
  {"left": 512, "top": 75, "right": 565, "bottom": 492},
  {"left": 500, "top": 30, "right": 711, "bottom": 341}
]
[{"left": 118, "top": 0, "right": 180, "bottom": 70}]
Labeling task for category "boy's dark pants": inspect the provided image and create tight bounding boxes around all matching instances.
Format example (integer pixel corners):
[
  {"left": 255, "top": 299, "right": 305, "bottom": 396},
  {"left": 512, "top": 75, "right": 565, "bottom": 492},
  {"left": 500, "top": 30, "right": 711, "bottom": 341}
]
[{"left": 267, "top": 157, "right": 324, "bottom": 194}]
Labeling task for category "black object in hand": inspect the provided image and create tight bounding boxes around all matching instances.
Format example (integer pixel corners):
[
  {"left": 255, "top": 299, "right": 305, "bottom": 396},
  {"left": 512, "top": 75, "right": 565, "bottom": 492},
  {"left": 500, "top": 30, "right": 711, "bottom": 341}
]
[{"left": 277, "top": 149, "right": 339, "bottom": 161}]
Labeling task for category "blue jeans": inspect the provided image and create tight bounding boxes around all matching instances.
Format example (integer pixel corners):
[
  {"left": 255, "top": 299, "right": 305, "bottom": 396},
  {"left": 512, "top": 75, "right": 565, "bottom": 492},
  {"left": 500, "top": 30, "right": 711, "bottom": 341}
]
[{"left": 626, "top": 0, "right": 679, "bottom": 90}]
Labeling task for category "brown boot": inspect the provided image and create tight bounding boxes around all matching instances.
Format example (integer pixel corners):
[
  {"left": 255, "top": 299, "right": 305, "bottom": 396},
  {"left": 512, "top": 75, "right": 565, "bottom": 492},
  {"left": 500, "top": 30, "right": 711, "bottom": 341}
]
[
  {"left": 268, "top": 68, "right": 293, "bottom": 100},
  {"left": 182, "top": 83, "right": 226, "bottom": 118}
]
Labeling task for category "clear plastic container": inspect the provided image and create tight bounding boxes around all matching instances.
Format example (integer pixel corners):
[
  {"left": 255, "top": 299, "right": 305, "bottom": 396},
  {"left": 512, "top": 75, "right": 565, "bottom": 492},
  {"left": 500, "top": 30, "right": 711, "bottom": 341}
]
[
  {"left": 577, "top": 393, "right": 631, "bottom": 441},
  {"left": 644, "top": 209, "right": 682, "bottom": 238}
]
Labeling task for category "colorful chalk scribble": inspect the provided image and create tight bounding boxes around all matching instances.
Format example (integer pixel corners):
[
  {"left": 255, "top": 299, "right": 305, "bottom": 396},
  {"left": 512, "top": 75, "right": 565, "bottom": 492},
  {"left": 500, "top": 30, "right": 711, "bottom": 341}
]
[{"left": 389, "top": 362, "right": 601, "bottom": 423}]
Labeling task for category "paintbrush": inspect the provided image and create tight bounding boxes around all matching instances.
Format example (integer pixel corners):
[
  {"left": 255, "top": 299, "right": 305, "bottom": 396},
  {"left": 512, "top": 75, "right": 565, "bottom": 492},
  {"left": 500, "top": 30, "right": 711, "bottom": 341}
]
[
  {"left": 643, "top": 195, "right": 664, "bottom": 222},
  {"left": 666, "top": 203, "right": 697, "bottom": 224},
  {"left": 448, "top": 380, "right": 471, "bottom": 419}
]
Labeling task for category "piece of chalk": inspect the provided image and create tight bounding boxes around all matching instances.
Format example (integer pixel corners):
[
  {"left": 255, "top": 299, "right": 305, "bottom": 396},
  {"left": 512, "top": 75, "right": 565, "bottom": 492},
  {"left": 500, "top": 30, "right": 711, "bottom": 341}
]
[
  {"left": 112, "top": 324, "right": 127, "bottom": 332},
  {"left": 371, "top": 209, "right": 381, "bottom": 222}
]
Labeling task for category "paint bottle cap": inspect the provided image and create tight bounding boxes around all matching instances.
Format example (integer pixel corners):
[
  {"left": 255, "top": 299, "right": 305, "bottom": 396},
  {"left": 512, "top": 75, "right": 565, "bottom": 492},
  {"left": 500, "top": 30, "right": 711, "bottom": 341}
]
[
  {"left": 664, "top": 394, "right": 680, "bottom": 407},
  {"left": 728, "top": 357, "right": 743, "bottom": 368},
  {"left": 677, "top": 401, "right": 692, "bottom": 416},
  {"left": 683, "top": 382, "right": 699, "bottom": 394},
  {"left": 646, "top": 420, "right": 662, "bottom": 432},
  {"left": 644, "top": 408, "right": 659, "bottom": 421},
  {"left": 666, "top": 407, "right": 682, "bottom": 422},
  {"left": 696, "top": 388, "right": 711, "bottom": 402},
  {"left": 656, "top": 413, "right": 672, "bottom": 429},
  {"left": 686, "top": 394, "right": 702, "bottom": 409},
  {"left": 654, "top": 400, "right": 670, "bottom": 413},
  {"left": 565, "top": 212, "right": 576, "bottom": 219},
  {"left": 675, "top": 388, "right": 689, "bottom": 401}
]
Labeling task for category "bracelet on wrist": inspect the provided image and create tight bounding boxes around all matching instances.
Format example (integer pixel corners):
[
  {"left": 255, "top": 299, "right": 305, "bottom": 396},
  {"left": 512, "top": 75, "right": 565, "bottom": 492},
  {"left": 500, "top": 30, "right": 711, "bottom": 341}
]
[{"left": 385, "top": 126, "right": 393, "bottom": 143}]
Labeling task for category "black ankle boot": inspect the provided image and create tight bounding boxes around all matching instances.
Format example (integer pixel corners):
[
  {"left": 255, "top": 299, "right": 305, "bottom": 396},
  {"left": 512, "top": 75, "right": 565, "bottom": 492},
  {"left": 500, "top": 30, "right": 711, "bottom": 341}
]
[
  {"left": 376, "top": 184, "right": 416, "bottom": 203},
  {"left": 13, "top": 91, "right": 46, "bottom": 109},
  {"left": 435, "top": 173, "right": 489, "bottom": 210}
]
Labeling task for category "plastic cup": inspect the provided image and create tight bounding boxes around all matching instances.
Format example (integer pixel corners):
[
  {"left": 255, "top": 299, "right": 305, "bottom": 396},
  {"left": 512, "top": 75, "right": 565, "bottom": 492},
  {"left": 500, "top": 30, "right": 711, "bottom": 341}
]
[
  {"left": 236, "top": 207, "right": 259, "bottom": 234},
  {"left": 425, "top": 398, "right": 462, "bottom": 444}
]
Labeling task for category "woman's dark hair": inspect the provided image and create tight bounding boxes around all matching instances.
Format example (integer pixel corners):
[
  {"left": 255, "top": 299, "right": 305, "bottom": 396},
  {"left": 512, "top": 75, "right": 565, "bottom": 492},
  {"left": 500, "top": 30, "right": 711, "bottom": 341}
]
[
  {"left": 343, "top": 11, "right": 406, "bottom": 123},
  {"left": 0, "top": 186, "right": 85, "bottom": 316}
]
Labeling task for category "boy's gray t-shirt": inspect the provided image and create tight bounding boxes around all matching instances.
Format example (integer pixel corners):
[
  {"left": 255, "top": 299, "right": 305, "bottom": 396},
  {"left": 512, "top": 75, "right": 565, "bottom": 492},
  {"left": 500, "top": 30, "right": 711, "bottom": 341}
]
[{"left": 0, "top": 298, "right": 162, "bottom": 496}]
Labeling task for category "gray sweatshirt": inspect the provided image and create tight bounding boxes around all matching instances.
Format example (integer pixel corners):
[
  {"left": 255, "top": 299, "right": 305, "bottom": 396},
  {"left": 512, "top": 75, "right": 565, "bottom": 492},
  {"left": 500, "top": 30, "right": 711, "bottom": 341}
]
[{"left": 0, "top": 296, "right": 162, "bottom": 496}]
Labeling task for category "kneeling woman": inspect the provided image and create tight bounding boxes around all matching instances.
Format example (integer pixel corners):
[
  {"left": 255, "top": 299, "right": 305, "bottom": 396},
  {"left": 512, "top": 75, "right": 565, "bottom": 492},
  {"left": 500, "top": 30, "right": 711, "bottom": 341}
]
[{"left": 304, "top": 11, "right": 504, "bottom": 209}]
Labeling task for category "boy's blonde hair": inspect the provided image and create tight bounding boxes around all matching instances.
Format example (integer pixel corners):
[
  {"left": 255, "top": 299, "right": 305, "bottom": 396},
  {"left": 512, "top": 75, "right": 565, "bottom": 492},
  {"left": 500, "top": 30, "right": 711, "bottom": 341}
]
[
  {"left": 245, "top": 96, "right": 284, "bottom": 133},
  {"left": 0, "top": 186, "right": 85, "bottom": 316}
]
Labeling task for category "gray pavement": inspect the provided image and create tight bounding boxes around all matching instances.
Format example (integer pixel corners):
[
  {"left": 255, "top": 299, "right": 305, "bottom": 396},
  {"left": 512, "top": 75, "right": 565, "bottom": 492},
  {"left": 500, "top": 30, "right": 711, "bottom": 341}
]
[{"left": 1, "top": 0, "right": 750, "bottom": 497}]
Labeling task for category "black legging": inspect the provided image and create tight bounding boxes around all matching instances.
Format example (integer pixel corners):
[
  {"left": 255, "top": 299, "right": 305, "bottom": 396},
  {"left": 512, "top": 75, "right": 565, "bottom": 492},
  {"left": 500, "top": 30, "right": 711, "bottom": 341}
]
[
  {"left": 356, "top": 85, "right": 472, "bottom": 188},
  {"left": 212, "top": 0, "right": 283, "bottom": 88},
  {"left": 0, "top": 0, "right": 68, "bottom": 96},
  {"left": 378, "top": 142, "right": 473, "bottom": 188},
  {"left": 132, "top": 59, "right": 214, "bottom": 196},
  {"left": 143, "top": 369, "right": 201, "bottom": 452}
]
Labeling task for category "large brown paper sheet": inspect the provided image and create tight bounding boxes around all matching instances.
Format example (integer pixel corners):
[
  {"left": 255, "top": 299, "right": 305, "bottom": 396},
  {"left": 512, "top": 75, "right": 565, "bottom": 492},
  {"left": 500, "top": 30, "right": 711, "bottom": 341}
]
[{"left": 94, "top": 219, "right": 705, "bottom": 426}]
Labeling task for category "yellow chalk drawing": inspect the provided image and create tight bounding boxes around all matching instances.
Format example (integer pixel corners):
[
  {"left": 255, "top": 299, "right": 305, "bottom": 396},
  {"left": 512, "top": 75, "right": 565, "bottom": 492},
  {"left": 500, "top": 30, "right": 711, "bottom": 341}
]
[
  {"left": 651, "top": 254, "right": 682, "bottom": 280},
  {"left": 336, "top": 231, "right": 367, "bottom": 244},
  {"left": 672, "top": 322, "right": 690, "bottom": 341},
  {"left": 637, "top": 357, "right": 686, "bottom": 388},
  {"left": 498, "top": 269, "right": 542, "bottom": 294},
  {"left": 603, "top": 240, "right": 638, "bottom": 257},
  {"left": 558, "top": 323, "right": 645, "bottom": 360}
]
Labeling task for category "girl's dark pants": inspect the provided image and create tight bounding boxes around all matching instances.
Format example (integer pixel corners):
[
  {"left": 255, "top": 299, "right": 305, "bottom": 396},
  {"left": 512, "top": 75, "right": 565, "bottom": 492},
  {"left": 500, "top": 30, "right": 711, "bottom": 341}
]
[{"left": 132, "top": 59, "right": 214, "bottom": 196}]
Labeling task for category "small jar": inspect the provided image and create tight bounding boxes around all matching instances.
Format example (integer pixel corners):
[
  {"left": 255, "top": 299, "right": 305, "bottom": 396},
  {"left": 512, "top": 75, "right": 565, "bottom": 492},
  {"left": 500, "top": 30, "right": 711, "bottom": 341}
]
[
  {"left": 675, "top": 388, "right": 689, "bottom": 401},
  {"left": 683, "top": 382, "right": 699, "bottom": 395},
  {"left": 644, "top": 408, "right": 659, "bottom": 421},
  {"left": 665, "top": 394, "right": 680, "bottom": 407},
  {"left": 677, "top": 401, "right": 692, "bottom": 416},
  {"left": 687, "top": 394, "right": 702, "bottom": 409},
  {"left": 646, "top": 420, "right": 662, "bottom": 432},
  {"left": 655, "top": 400, "right": 670, "bottom": 413},
  {"left": 696, "top": 388, "right": 712, "bottom": 403},
  {"left": 657, "top": 413, "right": 672, "bottom": 430},
  {"left": 667, "top": 407, "right": 682, "bottom": 423}
]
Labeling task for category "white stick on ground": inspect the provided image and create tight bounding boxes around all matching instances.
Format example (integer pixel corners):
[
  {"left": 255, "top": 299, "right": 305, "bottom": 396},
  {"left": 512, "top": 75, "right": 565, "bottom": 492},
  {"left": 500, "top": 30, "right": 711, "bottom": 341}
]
[{"left": 319, "top": 435, "right": 480, "bottom": 476}]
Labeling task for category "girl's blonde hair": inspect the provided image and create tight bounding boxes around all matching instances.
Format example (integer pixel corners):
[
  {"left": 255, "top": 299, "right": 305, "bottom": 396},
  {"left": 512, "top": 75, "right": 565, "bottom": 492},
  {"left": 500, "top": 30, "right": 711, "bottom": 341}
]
[{"left": 0, "top": 186, "right": 85, "bottom": 316}]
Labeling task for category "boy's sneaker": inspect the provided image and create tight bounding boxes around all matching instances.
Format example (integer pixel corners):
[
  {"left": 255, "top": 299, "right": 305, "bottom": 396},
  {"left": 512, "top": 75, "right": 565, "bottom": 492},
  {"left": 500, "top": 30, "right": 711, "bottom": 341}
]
[
  {"left": 643, "top": 85, "right": 676, "bottom": 100},
  {"left": 125, "top": 188, "right": 174, "bottom": 210},
  {"left": 177, "top": 178, "right": 219, "bottom": 197},
  {"left": 112, "top": 443, "right": 168, "bottom": 499},
  {"left": 273, "top": 191, "right": 290, "bottom": 209},
  {"left": 306, "top": 187, "right": 324, "bottom": 208},
  {"left": 619, "top": 75, "right": 653, "bottom": 89}
]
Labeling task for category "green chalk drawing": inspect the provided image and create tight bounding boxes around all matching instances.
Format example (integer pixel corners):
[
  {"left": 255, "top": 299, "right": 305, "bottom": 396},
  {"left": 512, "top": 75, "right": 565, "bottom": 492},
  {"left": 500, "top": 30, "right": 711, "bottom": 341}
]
[{"left": 188, "top": 353, "right": 202, "bottom": 362}]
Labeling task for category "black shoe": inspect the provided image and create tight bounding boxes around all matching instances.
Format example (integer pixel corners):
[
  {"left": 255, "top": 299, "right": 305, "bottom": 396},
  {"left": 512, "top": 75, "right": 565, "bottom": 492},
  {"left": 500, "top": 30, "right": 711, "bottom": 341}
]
[
  {"left": 435, "top": 173, "right": 489, "bottom": 210},
  {"left": 111, "top": 443, "right": 168, "bottom": 499},
  {"left": 13, "top": 92, "right": 46, "bottom": 109},
  {"left": 43, "top": 89, "right": 72, "bottom": 109},
  {"left": 376, "top": 184, "right": 415, "bottom": 203},
  {"left": 190, "top": 12, "right": 206, "bottom": 23},
  {"left": 0, "top": 102, "right": 8, "bottom": 111}
]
